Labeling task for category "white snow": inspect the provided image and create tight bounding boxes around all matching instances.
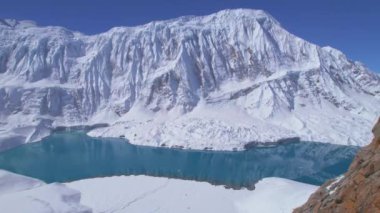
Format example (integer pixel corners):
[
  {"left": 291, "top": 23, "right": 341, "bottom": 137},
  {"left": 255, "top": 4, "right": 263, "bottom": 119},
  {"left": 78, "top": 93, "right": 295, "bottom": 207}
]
[
  {"left": 1, "top": 8, "right": 379, "bottom": 151},
  {"left": 0, "top": 170, "right": 91, "bottom": 213},
  {"left": 0, "top": 169, "right": 317, "bottom": 213},
  {"left": 0, "top": 170, "right": 44, "bottom": 196},
  {"left": 67, "top": 175, "right": 317, "bottom": 213},
  {"left": 235, "top": 178, "right": 317, "bottom": 213},
  {"left": 326, "top": 175, "right": 344, "bottom": 195}
]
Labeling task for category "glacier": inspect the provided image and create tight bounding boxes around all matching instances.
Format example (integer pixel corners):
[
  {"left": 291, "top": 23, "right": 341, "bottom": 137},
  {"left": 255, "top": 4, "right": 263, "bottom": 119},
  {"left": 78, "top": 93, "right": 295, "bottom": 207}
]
[{"left": 0, "top": 9, "right": 379, "bottom": 150}]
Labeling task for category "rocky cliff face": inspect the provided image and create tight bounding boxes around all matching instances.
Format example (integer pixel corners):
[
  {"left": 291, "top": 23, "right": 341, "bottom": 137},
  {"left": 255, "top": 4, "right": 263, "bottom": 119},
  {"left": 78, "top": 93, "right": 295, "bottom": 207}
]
[
  {"left": 294, "top": 117, "right": 380, "bottom": 213},
  {"left": 0, "top": 9, "right": 379, "bottom": 150}
]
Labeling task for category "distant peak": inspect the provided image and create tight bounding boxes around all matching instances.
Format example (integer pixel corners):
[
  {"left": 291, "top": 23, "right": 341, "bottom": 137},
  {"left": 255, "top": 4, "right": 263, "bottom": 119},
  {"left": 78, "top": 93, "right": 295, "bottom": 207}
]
[
  {"left": 139, "top": 8, "right": 280, "bottom": 29},
  {"left": 214, "top": 8, "right": 269, "bottom": 17},
  {"left": 0, "top": 19, "right": 37, "bottom": 29},
  {"left": 209, "top": 8, "right": 280, "bottom": 24}
]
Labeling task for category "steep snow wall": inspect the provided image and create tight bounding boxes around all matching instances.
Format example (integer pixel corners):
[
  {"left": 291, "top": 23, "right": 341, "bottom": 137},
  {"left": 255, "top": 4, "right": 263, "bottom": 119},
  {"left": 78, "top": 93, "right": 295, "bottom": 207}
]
[{"left": 0, "top": 9, "right": 379, "bottom": 150}]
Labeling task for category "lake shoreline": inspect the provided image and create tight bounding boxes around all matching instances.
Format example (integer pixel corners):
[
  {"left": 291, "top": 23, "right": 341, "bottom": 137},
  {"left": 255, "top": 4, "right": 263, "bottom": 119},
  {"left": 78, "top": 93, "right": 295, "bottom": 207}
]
[{"left": 0, "top": 131, "right": 359, "bottom": 188}]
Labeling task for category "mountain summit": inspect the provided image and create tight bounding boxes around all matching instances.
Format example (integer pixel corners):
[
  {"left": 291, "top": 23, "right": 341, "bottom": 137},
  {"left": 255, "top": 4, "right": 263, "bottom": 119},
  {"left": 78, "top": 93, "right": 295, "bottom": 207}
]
[{"left": 0, "top": 9, "right": 379, "bottom": 150}]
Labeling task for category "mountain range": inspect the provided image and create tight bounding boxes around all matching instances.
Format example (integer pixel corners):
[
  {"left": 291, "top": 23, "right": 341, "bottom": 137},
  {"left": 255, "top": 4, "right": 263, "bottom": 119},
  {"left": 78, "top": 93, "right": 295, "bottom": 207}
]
[{"left": 0, "top": 9, "right": 379, "bottom": 150}]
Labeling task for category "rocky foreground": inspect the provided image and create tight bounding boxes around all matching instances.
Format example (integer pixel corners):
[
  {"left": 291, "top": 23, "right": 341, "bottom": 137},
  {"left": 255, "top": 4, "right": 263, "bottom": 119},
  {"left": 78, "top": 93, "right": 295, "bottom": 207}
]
[{"left": 295, "top": 117, "right": 380, "bottom": 212}]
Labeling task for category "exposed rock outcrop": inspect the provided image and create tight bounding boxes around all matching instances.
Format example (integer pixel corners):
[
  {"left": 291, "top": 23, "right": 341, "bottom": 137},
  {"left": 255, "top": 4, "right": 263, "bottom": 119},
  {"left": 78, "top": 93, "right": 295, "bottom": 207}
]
[{"left": 294, "top": 117, "right": 380, "bottom": 213}]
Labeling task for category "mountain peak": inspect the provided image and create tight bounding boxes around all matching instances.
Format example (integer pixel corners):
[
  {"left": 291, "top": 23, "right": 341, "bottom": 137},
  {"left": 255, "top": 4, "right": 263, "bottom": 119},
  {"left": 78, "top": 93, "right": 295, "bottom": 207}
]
[
  {"left": 204, "top": 8, "right": 280, "bottom": 25},
  {"left": 213, "top": 8, "right": 276, "bottom": 20},
  {"left": 0, "top": 9, "right": 379, "bottom": 151},
  {"left": 0, "top": 19, "right": 37, "bottom": 29},
  {"left": 134, "top": 8, "right": 280, "bottom": 30}
]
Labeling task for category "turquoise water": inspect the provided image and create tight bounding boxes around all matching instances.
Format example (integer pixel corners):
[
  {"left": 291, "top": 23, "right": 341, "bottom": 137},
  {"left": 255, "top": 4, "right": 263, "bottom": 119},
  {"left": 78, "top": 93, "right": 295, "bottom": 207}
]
[{"left": 0, "top": 132, "right": 359, "bottom": 187}]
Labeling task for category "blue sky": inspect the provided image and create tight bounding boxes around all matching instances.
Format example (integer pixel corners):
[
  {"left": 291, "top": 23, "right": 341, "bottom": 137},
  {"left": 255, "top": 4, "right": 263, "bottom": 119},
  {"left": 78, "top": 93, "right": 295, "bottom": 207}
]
[{"left": 1, "top": 0, "right": 379, "bottom": 72}]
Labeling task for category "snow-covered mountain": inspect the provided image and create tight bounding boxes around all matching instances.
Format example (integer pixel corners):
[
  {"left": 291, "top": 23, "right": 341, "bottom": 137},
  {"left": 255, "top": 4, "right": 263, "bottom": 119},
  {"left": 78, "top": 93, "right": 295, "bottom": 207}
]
[{"left": 0, "top": 9, "right": 379, "bottom": 150}]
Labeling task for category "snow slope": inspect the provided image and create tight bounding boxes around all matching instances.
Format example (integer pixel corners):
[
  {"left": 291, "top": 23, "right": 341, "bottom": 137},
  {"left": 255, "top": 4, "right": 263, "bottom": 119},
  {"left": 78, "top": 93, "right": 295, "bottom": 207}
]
[
  {"left": 0, "top": 9, "right": 379, "bottom": 150},
  {"left": 67, "top": 175, "right": 317, "bottom": 213},
  {"left": 0, "top": 170, "right": 91, "bottom": 213}
]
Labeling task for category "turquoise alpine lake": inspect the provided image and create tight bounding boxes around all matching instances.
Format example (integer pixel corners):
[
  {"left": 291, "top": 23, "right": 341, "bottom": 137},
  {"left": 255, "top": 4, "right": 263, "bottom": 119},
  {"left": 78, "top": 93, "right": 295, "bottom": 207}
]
[{"left": 0, "top": 132, "right": 359, "bottom": 187}]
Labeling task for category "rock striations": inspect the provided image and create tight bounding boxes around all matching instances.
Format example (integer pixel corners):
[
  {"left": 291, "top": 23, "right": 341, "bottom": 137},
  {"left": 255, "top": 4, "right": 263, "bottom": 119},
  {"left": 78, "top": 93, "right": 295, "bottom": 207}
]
[
  {"left": 0, "top": 9, "right": 379, "bottom": 150},
  {"left": 294, "top": 117, "right": 380, "bottom": 213}
]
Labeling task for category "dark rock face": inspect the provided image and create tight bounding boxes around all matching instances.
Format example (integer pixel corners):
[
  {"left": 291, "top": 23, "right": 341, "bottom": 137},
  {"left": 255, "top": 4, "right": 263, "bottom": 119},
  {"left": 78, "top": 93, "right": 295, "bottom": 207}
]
[{"left": 294, "top": 118, "right": 380, "bottom": 213}]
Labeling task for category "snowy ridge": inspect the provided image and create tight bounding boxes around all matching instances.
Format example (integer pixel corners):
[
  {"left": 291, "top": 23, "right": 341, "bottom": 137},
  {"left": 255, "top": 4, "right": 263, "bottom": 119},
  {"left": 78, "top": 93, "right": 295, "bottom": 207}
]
[{"left": 0, "top": 9, "right": 379, "bottom": 150}]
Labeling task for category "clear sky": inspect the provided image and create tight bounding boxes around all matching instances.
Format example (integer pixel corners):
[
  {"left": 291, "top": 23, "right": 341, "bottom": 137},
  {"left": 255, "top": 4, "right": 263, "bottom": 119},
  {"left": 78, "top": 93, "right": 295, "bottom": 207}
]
[{"left": 1, "top": 0, "right": 379, "bottom": 72}]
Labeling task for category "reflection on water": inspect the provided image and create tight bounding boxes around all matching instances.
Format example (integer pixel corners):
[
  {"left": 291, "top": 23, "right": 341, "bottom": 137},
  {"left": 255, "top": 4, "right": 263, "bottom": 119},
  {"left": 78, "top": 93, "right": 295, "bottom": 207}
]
[{"left": 0, "top": 132, "right": 358, "bottom": 187}]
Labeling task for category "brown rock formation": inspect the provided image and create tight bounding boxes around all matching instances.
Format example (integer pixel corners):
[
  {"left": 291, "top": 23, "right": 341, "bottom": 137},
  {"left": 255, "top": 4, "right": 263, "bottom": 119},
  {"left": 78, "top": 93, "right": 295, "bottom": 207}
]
[{"left": 294, "top": 118, "right": 380, "bottom": 213}]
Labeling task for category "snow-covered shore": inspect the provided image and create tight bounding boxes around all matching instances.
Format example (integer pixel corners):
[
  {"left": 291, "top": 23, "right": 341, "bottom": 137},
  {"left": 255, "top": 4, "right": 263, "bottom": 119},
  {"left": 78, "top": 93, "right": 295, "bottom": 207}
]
[
  {"left": 0, "top": 170, "right": 91, "bottom": 212},
  {"left": 67, "top": 175, "right": 317, "bottom": 213},
  {"left": 0, "top": 169, "right": 317, "bottom": 213}
]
